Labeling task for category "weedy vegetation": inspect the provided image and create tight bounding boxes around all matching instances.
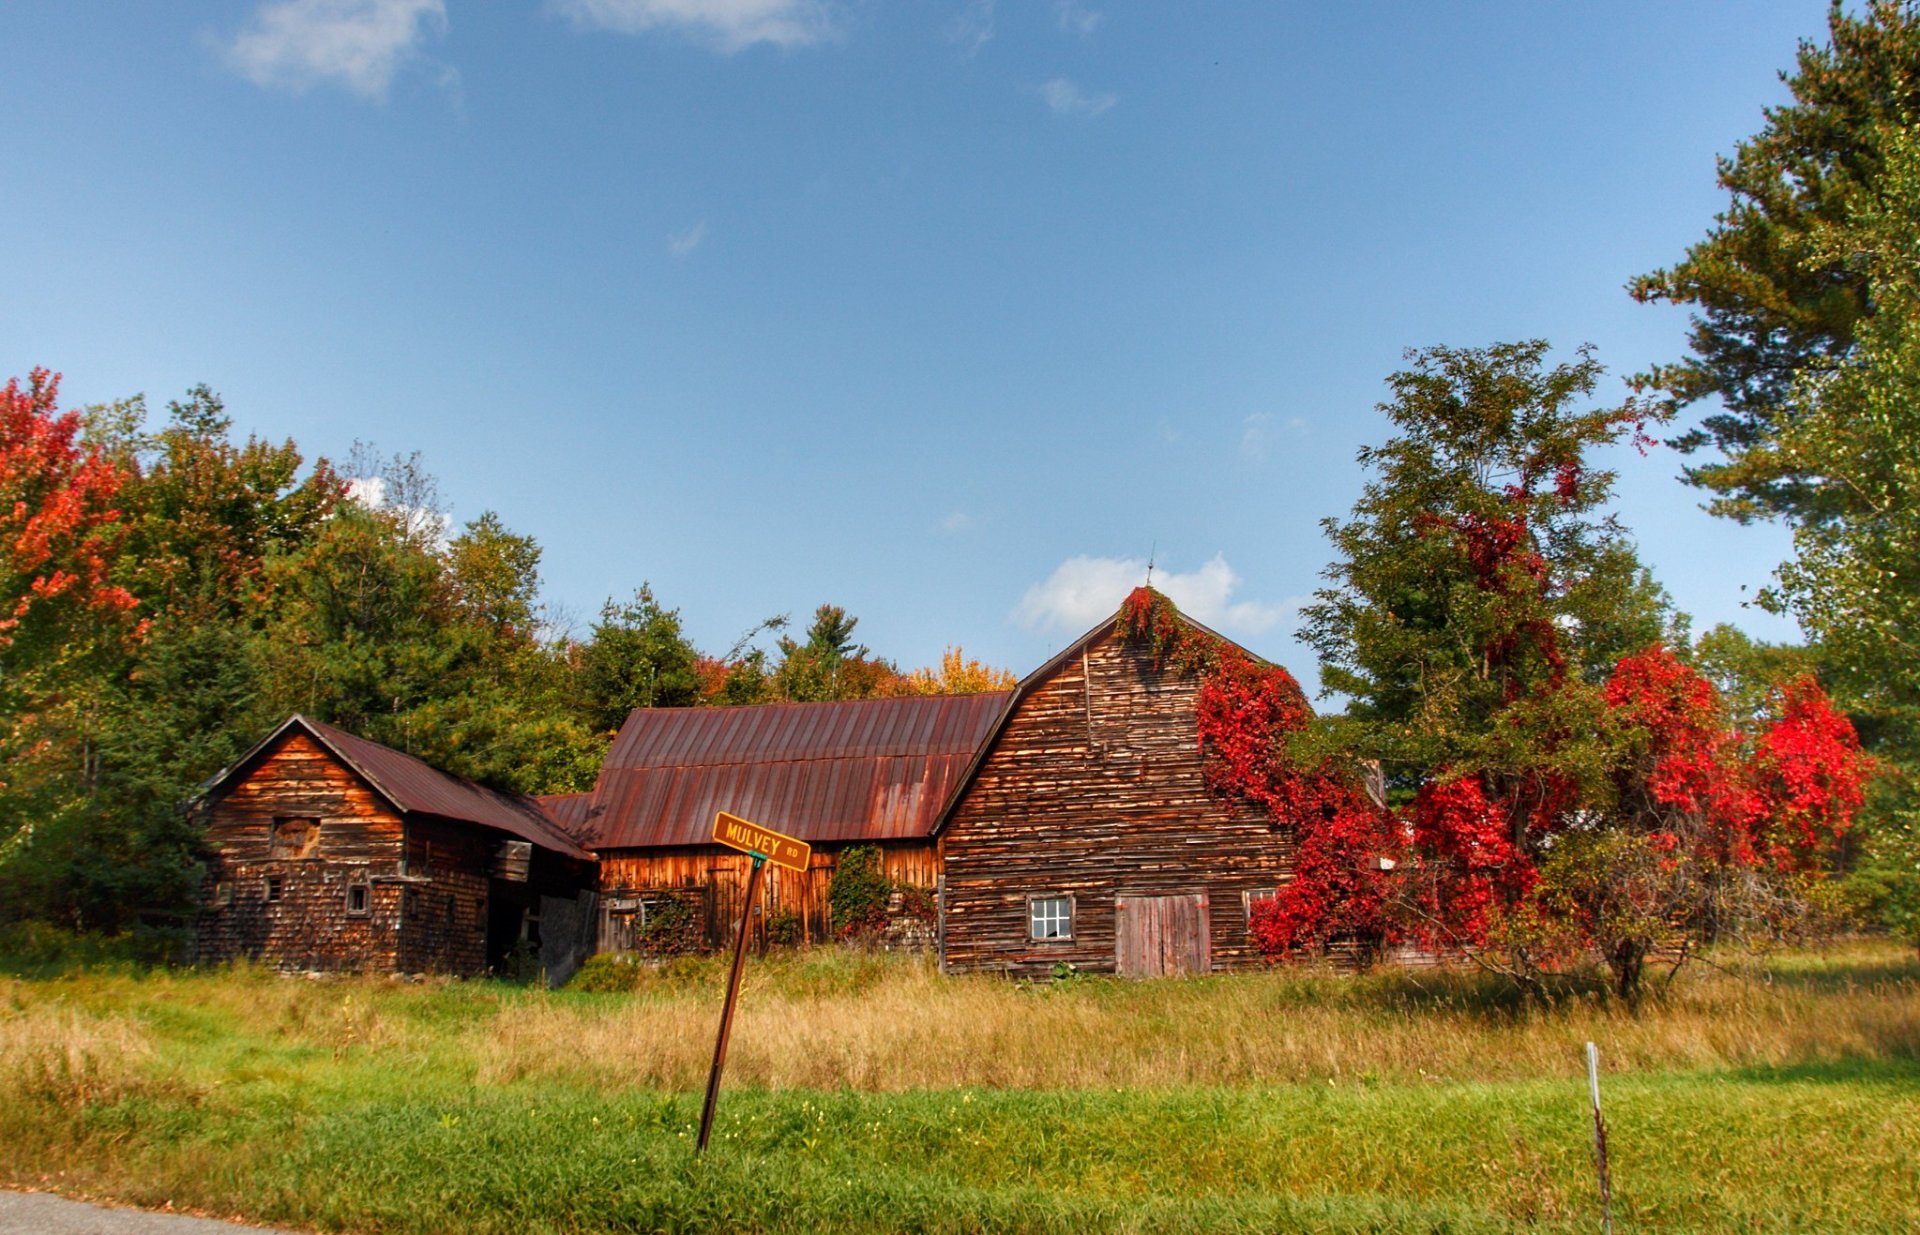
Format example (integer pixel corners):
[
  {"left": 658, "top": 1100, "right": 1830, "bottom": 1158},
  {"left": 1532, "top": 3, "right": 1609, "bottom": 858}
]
[{"left": 1, "top": 943, "right": 1916, "bottom": 1233}]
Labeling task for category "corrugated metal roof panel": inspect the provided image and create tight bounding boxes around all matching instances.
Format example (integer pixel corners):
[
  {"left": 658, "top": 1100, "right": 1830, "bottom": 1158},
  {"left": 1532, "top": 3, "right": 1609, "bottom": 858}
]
[
  {"left": 293, "top": 717, "right": 597, "bottom": 860},
  {"left": 587, "top": 692, "right": 1011, "bottom": 850}
]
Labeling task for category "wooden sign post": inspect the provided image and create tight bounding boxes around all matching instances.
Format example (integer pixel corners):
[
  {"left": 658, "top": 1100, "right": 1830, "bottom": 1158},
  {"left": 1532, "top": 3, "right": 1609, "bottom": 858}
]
[{"left": 696, "top": 811, "right": 811, "bottom": 1153}]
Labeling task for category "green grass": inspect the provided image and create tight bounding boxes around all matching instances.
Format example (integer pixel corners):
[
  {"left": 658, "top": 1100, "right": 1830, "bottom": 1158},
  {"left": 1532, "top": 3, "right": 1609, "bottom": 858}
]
[{"left": 3, "top": 943, "right": 1917, "bottom": 1233}]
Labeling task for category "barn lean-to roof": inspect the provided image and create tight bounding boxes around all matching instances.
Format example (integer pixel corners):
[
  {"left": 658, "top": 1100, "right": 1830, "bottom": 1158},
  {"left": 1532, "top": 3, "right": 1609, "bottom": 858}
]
[
  {"left": 580, "top": 692, "right": 1011, "bottom": 850},
  {"left": 198, "top": 714, "right": 595, "bottom": 861}
]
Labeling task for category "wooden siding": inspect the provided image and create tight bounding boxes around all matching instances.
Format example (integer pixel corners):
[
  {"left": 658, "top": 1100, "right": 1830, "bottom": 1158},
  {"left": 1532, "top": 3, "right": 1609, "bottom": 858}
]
[
  {"left": 597, "top": 842, "right": 938, "bottom": 949},
  {"left": 195, "top": 732, "right": 408, "bottom": 971},
  {"left": 940, "top": 630, "right": 1296, "bottom": 978},
  {"left": 395, "top": 816, "right": 493, "bottom": 975}
]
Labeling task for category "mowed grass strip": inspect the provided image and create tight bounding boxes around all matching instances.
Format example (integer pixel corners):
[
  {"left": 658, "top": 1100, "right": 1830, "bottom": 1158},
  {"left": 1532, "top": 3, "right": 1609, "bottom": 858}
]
[{"left": 1, "top": 943, "right": 1916, "bottom": 1232}]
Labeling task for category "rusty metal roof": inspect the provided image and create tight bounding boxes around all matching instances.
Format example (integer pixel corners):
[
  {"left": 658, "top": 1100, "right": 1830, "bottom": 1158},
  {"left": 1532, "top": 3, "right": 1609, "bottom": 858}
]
[
  {"left": 535, "top": 791, "right": 601, "bottom": 844},
  {"left": 203, "top": 715, "right": 596, "bottom": 861},
  {"left": 583, "top": 692, "right": 1011, "bottom": 850}
]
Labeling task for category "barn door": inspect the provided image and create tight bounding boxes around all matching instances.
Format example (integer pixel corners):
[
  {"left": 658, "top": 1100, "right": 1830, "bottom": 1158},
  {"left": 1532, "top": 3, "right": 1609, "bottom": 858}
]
[{"left": 1114, "top": 893, "right": 1210, "bottom": 978}]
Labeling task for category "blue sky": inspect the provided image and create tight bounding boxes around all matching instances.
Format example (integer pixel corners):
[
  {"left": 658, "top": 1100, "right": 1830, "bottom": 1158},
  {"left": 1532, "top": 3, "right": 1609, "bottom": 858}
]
[{"left": 3, "top": 1, "right": 1824, "bottom": 686}]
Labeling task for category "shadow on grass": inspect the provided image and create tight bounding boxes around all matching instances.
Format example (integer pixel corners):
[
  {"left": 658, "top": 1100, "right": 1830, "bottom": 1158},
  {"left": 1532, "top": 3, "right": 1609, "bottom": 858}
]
[{"left": 1717, "top": 1056, "right": 1920, "bottom": 1086}]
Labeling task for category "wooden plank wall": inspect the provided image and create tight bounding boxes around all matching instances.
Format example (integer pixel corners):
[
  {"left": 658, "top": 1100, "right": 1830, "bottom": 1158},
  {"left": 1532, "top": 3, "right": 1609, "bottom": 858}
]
[
  {"left": 195, "top": 732, "right": 408, "bottom": 971},
  {"left": 940, "top": 629, "right": 1296, "bottom": 978},
  {"left": 597, "top": 842, "right": 937, "bottom": 948},
  {"left": 395, "top": 816, "right": 493, "bottom": 975}
]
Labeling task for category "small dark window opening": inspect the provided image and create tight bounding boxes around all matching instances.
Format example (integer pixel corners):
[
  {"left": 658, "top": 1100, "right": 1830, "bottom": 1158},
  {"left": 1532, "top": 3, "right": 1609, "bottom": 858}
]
[
  {"left": 264, "top": 876, "right": 283, "bottom": 903},
  {"left": 346, "top": 883, "right": 370, "bottom": 915},
  {"left": 213, "top": 881, "right": 234, "bottom": 907},
  {"left": 445, "top": 894, "right": 457, "bottom": 926}
]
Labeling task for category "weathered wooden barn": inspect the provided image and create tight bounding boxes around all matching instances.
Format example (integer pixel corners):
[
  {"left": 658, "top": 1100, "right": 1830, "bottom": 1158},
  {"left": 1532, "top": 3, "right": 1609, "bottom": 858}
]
[
  {"left": 582, "top": 604, "right": 1302, "bottom": 977},
  {"left": 573, "top": 692, "right": 1007, "bottom": 954},
  {"left": 192, "top": 715, "right": 599, "bottom": 983}
]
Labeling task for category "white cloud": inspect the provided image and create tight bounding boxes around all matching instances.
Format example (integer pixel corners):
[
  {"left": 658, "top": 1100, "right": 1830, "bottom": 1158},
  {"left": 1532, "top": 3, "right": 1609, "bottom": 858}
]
[
  {"left": 939, "top": 510, "right": 973, "bottom": 533},
  {"left": 554, "top": 0, "right": 835, "bottom": 51},
  {"left": 344, "top": 475, "right": 387, "bottom": 507},
  {"left": 1041, "top": 77, "right": 1116, "bottom": 118},
  {"left": 1054, "top": 0, "right": 1102, "bottom": 36},
  {"left": 224, "top": 0, "right": 447, "bottom": 100},
  {"left": 1239, "top": 413, "right": 1274, "bottom": 465},
  {"left": 944, "top": 0, "right": 994, "bottom": 58},
  {"left": 667, "top": 220, "right": 708, "bottom": 256},
  {"left": 1015, "top": 553, "right": 1292, "bottom": 636},
  {"left": 345, "top": 475, "right": 450, "bottom": 548}
]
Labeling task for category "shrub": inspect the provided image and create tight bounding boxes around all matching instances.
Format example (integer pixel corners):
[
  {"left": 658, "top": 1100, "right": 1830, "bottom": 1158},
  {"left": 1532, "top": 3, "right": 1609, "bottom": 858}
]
[
  {"left": 827, "top": 845, "right": 891, "bottom": 937},
  {"left": 766, "top": 907, "right": 803, "bottom": 947}
]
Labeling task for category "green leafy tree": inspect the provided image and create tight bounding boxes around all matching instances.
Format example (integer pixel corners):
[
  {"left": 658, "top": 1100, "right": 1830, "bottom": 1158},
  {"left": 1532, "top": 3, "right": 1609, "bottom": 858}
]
[
  {"left": 447, "top": 511, "right": 542, "bottom": 637},
  {"left": 1296, "top": 344, "right": 1880, "bottom": 999},
  {"left": 1631, "top": 0, "right": 1920, "bottom": 523},
  {"left": 576, "top": 586, "right": 703, "bottom": 732},
  {"left": 771, "top": 604, "right": 906, "bottom": 702},
  {"left": 1301, "top": 341, "right": 1674, "bottom": 823},
  {"left": 1758, "top": 121, "right": 1920, "bottom": 917}
]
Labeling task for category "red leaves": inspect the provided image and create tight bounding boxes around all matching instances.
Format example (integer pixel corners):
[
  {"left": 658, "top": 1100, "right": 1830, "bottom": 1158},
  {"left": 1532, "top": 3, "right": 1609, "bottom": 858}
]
[
  {"left": 0, "top": 369, "right": 136, "bottom": 647},
  {"left": 1124, "top": 592, "right": 1879, "bottom": 968},
  {"left": 1603, "top": 648, "right": 1869, "bottom": 873},
  {"left": 1406, "top": 773, "right": 1537, "bottom": 946},
  {"left": 1122, "top": 587, "right": 1401, "bottom": 957},
  {"left": 1751, "top": 676, "right": 1873, "bottom": 870}
]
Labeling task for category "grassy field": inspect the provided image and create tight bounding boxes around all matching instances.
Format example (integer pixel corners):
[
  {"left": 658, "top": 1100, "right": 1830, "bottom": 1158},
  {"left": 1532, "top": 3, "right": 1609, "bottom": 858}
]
[{"left": 2, "top": 943, "right": 1917, "bottom": 1233}]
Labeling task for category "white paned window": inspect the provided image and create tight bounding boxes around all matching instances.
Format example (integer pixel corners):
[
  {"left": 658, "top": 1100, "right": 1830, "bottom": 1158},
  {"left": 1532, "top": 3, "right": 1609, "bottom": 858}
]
[{"left": 1029, "top": 895, "right": 1073, "bottom": 941}]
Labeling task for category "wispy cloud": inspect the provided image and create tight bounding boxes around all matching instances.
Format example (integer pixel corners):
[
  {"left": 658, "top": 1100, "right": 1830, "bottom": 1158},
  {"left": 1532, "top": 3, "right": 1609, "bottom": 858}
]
[
  {"left": 1015, "top": 553, "right": 1292, "bottom": 636},
  {"left": 1237, "top": 413, "right": 1309, "bottom": 466},
  {"left": 1239, "top": 413, "right": 1275, "bottom": 465},
  {"left": 1054, "top": 0, "right": 1102, "bottom": 36},
  {"left": 939, "top": 510, "right": 974, "bottom": 533},
  {"left": 667, "top": 220, "right": 708, "bottom": 256},
  {"left": 554, "top": 0, "right": 835, "bottom": 52},
  {"left": 1041, "top": 76, "right": 1116, "bottom": 118},
  {"left": 223, "top": 0, "right": 448, "bottom": 100},
  {"left": 944, "top": 0, "right": 994, "bottom": 58}
]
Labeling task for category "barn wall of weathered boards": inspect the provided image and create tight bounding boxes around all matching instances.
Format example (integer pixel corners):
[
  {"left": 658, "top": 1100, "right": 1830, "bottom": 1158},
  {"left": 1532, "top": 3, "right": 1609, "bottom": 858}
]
[
  {"left": 936, "top": 622, "right": 1296, "bottom": 978},
  {"left": 195, "top": 731, "right": 411, "bottom": 972},
  {"left": 595, "top": 843, "right": 939, "bottom": 952}
]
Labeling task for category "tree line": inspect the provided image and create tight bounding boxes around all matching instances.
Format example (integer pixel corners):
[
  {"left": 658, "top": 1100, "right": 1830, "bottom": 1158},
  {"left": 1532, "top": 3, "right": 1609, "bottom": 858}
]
[
  {"left": 0, "top": 382, "right": 1012, "bottom": 940},
  {"left": 4, "top": 2, "right": 1918, "bottom": 979}
]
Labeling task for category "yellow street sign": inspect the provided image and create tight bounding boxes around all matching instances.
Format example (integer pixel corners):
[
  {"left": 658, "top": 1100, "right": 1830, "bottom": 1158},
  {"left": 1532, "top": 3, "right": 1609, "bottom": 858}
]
[{"left": 712, "top": 811, "right": 811, "bottom": 872}]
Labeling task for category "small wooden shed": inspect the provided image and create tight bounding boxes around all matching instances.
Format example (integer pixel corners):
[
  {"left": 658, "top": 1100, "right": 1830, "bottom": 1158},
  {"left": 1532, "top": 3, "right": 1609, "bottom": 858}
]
[{"left": 192, "top": 715, "right": 598, "bottom": 983}]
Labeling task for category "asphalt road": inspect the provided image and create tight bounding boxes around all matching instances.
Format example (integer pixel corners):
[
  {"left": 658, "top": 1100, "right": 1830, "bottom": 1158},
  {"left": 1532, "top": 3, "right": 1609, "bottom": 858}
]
[{"left": 0, "top": 1192, "right": 297, "bottom": 1234}]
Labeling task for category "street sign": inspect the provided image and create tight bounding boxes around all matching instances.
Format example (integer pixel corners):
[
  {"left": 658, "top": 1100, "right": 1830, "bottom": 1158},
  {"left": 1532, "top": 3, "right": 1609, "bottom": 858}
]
[
  {"left": 697, "top": 808, "right": 809, "bottom": 1153},
  {"left": 711, "top": 811, "right": 811, "bottom": 872}
]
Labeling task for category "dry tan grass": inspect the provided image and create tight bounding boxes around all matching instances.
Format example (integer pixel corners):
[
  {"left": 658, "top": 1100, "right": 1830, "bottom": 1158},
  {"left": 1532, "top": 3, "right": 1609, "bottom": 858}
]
[
  {"left": 0, "top": 999, "right": 159, "bottom": 1110},
  {"left": 471, "top": 946, "right": 1920, "bottom": 1092}
]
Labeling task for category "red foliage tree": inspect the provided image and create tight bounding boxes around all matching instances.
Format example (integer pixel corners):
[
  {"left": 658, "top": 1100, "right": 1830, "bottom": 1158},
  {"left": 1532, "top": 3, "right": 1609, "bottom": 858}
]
[
  {"left": 1122, "top": 588, "right": 1875, "bottom": 992},
  {"left": 0, "top": 369, "right": 137, "bottom": 651}
]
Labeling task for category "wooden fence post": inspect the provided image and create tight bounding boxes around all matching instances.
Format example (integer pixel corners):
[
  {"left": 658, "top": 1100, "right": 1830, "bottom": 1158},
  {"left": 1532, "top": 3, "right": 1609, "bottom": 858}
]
[{"left": 1586, "top": 1041, "right": 1613, "bottom": 1235}]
